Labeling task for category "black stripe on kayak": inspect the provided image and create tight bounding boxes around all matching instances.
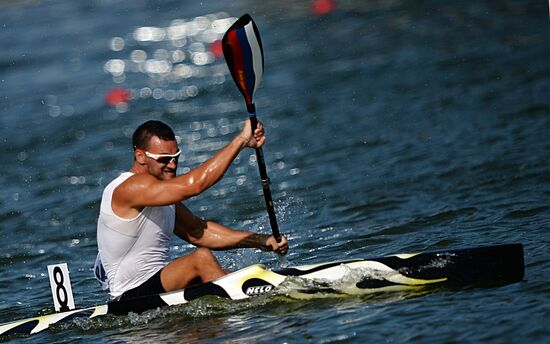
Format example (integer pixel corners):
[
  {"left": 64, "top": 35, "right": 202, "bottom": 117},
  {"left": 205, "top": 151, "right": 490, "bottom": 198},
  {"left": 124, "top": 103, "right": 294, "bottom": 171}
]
[
  {"left": 2, "top": 320, "right": 39, "bottom": 337},
  {"left": 107, "top": 281, "right": 232, "bottom": 315},
  {"left": 108, "top": 294, "right": 168, "bottom": 315},
  {"left": 357, "top": 279, "right": 407, "bottom": 289},
  {"left": 376, "top": 243, "right": 524, "bottom": 286},
  {"left": 184, "top": 281, "right": 230, "bottom": 301},
  {"left": 60, "top": 308, "right": 95, "bottom": 322},
  {"left": 274, "top": 244, "right": 524, "bottom": 287}
]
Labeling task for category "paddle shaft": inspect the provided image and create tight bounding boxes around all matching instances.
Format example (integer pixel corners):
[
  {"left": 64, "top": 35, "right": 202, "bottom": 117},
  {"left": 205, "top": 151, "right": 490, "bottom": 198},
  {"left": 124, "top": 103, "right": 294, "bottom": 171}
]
[
  {"left": 221, "top": 14, "right": 281, "bottom": 243},
  {"left": 248, "top": 105, "right": 281, "bottom": 242}
]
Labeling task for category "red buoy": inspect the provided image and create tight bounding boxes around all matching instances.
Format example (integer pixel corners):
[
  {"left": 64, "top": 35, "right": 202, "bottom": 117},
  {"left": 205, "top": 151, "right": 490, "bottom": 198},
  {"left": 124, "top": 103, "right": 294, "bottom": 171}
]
[
  {"left": 312, "top": 0, "right": 336, "bottom": 16},
  {"left": 105, "top": 87, "right": 131, "bottom": 107}
]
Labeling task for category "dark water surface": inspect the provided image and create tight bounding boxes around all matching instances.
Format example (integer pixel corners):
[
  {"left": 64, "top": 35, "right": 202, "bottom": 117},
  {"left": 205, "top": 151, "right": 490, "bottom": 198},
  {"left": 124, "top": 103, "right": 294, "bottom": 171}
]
[{"left": 1, "top": 0, "right": 549, "bottom": 342}]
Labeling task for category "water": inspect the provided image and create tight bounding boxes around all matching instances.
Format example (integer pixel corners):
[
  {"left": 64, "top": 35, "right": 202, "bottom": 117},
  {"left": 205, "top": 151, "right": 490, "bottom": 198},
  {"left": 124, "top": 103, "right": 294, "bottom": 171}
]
[{"left": 0, "top": 0, "right": 549, "bottom": 342}]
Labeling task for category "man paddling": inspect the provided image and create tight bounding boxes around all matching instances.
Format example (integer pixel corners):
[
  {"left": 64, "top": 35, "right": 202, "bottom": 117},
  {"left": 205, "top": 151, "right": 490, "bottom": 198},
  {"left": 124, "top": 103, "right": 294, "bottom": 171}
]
[{"left": 95, "top": 119, "right": 288, "bottom": 300}]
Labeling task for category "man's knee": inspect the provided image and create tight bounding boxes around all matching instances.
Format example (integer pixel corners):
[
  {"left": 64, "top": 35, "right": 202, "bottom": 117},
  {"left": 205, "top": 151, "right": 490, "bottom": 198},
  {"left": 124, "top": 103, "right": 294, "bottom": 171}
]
[{"left": 193, "top": 247, "right": 216, "bottom": 261}]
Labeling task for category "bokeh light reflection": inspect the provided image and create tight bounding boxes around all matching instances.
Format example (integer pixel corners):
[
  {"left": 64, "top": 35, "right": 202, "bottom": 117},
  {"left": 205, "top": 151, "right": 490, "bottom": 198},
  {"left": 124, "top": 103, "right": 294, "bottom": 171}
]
[{"left": 103, "top": 12, "right": 236, "bottom": 108}]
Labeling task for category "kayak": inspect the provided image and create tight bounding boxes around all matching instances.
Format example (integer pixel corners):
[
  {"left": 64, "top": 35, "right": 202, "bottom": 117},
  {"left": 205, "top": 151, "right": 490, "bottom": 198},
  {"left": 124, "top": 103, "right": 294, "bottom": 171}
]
[{"left": 0, "top": 243, "right": 524, "bottom": 337}]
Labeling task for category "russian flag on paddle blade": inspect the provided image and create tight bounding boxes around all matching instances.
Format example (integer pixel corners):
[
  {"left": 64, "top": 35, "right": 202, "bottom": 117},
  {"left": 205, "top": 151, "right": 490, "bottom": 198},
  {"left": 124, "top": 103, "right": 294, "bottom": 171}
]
[{"left": 223, "top": 15, "right": 264, "bottom": 110}]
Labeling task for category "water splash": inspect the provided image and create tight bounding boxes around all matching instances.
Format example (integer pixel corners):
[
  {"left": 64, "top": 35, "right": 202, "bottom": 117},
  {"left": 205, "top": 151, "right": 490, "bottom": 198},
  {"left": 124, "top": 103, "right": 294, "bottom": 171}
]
[{"left": 275, "top": 264, "right": 427, "bottom": 300}]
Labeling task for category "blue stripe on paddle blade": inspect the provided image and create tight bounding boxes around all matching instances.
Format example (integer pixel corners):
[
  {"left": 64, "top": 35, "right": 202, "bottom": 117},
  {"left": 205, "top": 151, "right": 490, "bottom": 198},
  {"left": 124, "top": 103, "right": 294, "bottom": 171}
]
[{"left": 235, "top": 27, "right": 256, "bottom": 101}]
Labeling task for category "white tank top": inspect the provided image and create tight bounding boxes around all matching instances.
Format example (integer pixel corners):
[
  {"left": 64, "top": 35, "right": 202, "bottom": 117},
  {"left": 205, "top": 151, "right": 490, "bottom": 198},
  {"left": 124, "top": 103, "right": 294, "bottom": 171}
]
[{"left": 96, "top": 172, "right": 175, "bottom": 298}]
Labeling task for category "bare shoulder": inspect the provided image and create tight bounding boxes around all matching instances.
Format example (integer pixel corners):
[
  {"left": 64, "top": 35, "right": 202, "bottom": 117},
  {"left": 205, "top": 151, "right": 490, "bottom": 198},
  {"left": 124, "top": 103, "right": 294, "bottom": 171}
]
[
  {"left": 113, "top": 173, "right": 185, "bottom": 209},
  {"left": 112, "top": 173, "right": 159, "bottom": 209},
  {"left": 116, "top": 173, "right": 157, "bottom": 194}
]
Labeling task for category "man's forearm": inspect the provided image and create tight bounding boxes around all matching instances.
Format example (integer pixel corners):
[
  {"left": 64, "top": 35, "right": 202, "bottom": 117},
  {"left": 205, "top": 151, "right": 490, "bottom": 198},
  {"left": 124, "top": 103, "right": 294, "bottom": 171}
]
[
  {"left": 179, "top": 135, "right": 247, "bottom": 196},
  {"left": 193, "top": 221, "right": 270, "bottom": 251},
  {"left": 235, "top": 233, "right": 271, "bottom": 251}
]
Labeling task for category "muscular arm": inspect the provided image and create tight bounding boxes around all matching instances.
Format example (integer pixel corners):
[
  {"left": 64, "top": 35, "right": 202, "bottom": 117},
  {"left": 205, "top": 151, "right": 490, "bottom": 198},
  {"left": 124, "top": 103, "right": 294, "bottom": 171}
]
[
  {"left": 113, "top": 120, "right": 265, "bottom": 217},
  {"left": 118, "top": 134, "right": 248, "bottom": 208},
  {"left": 174, "top": 203, "right": 287, "bottom": 253}
]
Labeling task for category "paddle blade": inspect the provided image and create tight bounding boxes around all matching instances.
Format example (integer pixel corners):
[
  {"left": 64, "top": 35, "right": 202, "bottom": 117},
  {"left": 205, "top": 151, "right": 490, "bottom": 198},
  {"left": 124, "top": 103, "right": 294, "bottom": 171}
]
[{"left": 222, "top": 14, "right": 264, "bottom": 113}]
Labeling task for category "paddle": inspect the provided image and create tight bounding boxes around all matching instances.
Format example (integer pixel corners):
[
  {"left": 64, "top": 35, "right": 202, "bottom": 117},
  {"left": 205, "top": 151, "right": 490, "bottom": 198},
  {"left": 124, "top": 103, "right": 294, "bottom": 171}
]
[{"left": 222, "top": 14, "right": 282, "bottom": 243}]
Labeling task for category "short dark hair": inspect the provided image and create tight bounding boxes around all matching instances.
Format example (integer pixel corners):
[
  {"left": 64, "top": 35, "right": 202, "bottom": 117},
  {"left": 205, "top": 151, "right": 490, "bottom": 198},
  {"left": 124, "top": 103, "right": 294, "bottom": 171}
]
[{"left": 132, "top": 120, "right": 176, "bottom": 149}]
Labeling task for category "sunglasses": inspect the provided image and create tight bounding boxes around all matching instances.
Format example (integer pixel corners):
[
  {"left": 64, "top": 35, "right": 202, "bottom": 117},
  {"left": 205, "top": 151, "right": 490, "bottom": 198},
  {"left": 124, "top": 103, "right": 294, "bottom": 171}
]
[{"left": 137, "top": 147, "right": 181, "bottom": 164}]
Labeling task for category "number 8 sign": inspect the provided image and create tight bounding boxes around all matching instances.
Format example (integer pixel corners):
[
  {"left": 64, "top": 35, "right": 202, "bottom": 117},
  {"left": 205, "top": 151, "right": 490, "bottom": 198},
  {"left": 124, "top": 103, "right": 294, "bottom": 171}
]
[{"left": 47, "top": 263, "right": 75, "bottom": 312}]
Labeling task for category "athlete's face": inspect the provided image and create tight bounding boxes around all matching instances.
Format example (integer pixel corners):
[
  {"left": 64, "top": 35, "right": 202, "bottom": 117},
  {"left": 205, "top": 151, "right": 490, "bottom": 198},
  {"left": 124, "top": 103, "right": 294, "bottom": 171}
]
[{"left": 142, "top": 136, "right": 179, "bottom": 180}]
